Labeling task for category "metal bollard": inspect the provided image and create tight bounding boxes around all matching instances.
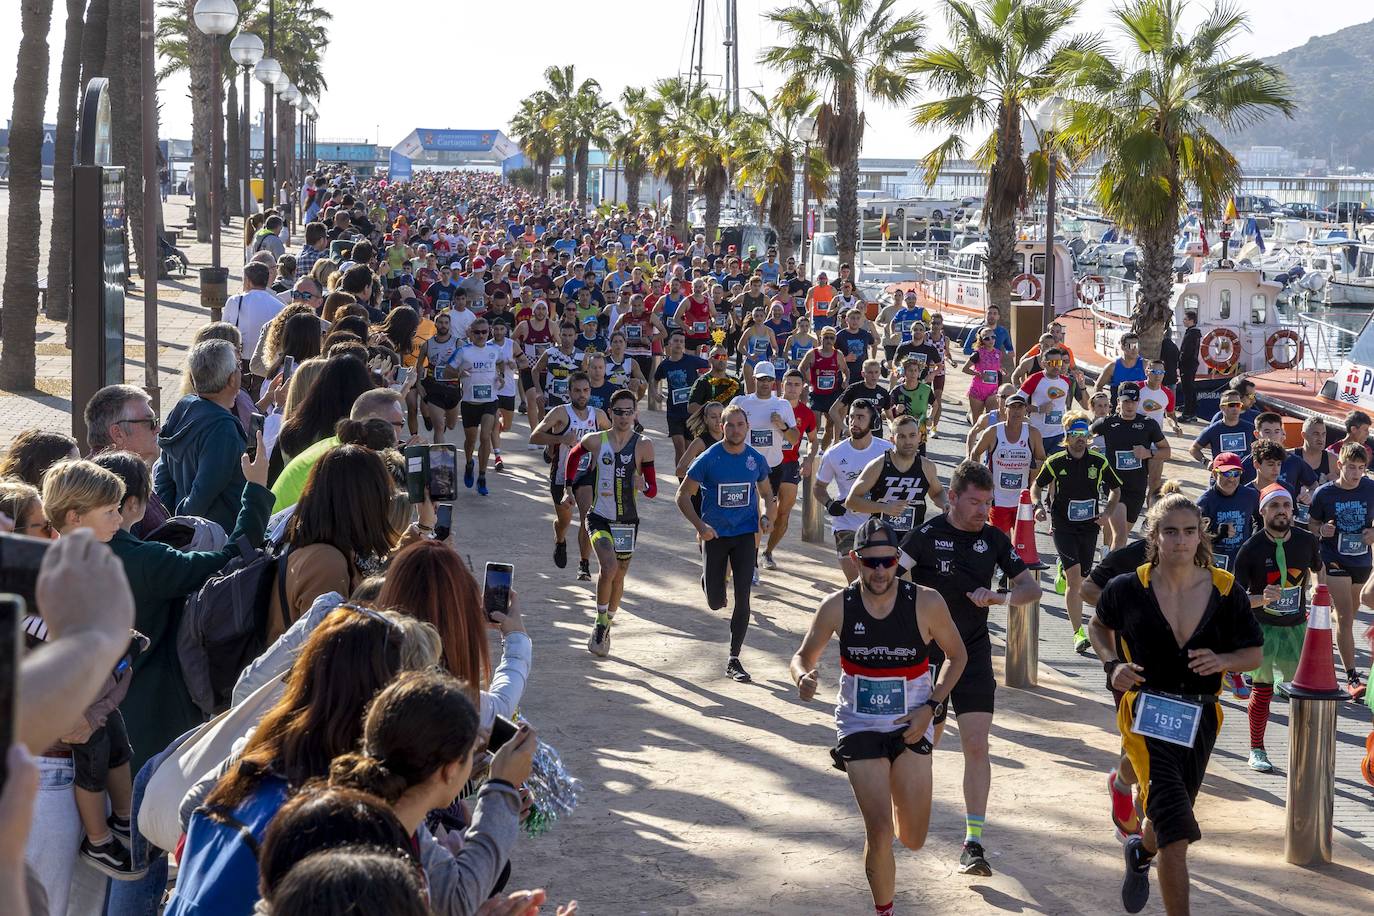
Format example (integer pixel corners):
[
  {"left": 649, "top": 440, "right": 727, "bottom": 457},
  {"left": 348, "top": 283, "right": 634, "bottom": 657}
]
[
  {"left": 1284, "top": 690, "right": 1341, "bottom": 864},
  {"left": 1004, "top": 599, "right": 1040, "bottom": 688},
  {"left": 801, "top": 473, "right": 825, "bottom": 544},
  {"left": 200, "top": 266, "right": 229, "bottom": 322}
]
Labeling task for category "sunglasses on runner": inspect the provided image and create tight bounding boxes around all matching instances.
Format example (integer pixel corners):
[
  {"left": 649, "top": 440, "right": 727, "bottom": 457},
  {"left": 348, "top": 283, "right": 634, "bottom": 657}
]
[
  {"left": 855, "top": 554, "right": 899, "bottom": 569},
  {"left": 1217, "top": 469, "right": 1242, "bottom": 479},
  {"left": 610, "top": 407, "right": 635, "bottom": 416}
]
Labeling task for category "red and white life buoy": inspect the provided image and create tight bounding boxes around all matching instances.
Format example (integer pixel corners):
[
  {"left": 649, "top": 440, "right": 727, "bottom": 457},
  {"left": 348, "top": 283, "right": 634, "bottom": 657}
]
[
  {"left": 1077, "top": 274, "right": 1106, "bottom": 304},
  {"left": 1265, "top": 329, "right": 1303, "bottom": 370},
  {"left": 1201, "top": 328, "right": 1240, "bottom": 373},
  {"left": 1012, "top": 273, "right": 1042, "bottom": 300}
]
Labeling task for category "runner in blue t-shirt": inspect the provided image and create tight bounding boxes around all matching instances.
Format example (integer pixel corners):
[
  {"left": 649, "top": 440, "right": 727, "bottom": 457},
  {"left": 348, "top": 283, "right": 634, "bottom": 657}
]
[
  {"left": 677, "top": 404, "right": 777, "bottom": 683},
  {"left": 653, "top": 329, "right": 709, "bottom": 465},
  {"left": 1189, "top": 390, "right": 1254, "bottom": 464}
]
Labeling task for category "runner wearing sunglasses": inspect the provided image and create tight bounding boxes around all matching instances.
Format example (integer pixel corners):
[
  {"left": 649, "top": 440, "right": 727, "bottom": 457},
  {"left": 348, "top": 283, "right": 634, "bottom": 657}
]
[
  {"left": 449, "top": 319, "right": 502, "bottom": 496},
  {"left": 568, "top": 389, "right": 656, "bottom": 657},
  {"left": 898, "top": 460, "right": 1041, "bottom": 878},
  {"left": 789, "top": 518, "right": 966, "bottom": 916}
]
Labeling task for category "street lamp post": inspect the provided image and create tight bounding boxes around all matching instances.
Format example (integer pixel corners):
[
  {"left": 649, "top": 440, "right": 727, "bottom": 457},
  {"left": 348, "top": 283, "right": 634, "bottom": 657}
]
[
  {"left": 253, "top": 56, "right": 280, "bottom": 212},
  {"left": 273, "top": 74, "right": 292, "bottom": 216},
  {"left": 279, "top": 84, "right": 299, "bottom": 231},
  {"left": 798, "top": 116, "right": 819, "bottom": 280},
  {"left": 194, "top": 0, "right": 239, "bottom": 270},
  {"left": 229, "top": 31, "right": 263, "bottom": 220},
  {"left": 1033, "top": 98, "right": 1066, "bottom": 332}
]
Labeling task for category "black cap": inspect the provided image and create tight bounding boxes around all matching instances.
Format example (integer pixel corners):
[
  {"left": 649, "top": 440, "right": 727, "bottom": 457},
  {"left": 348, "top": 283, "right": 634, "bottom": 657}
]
[
  {"left": 854, "top": 517, "right": 900, "bottom": 551},
  {"left": 1118, "top": 382, "right": 1141, "bottom": 401}
]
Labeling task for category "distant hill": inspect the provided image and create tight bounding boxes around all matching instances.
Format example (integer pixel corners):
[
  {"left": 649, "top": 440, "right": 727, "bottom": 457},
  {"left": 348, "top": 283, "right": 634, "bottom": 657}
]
[{"left": 1225, "top": 18, "right": 1374, "bottom": 171}]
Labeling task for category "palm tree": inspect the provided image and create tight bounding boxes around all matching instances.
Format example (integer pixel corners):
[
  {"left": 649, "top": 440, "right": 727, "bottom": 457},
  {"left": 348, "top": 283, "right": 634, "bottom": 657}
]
[
  {"left": 267, "top": 1, "right": 330, "bottom": 208},
  {"left": 676, "top": 94, "right": 738, "bottom": 244},
  {"left": 762, "top": 0, "right": 924, "bottom": 271},
  {"left": 510, "top": 95, "right": 556, "bottom": 196},
  {"left": 911, "top": 0, "right": 1091, "bottom": 319},
  {"left": 611, "top": 87, "right": 650, "bottom": 212},
  {"left": 1057, "top": 0, "right": 1294, "bottom": 356},
  {"left": 642, "top": 76, "right": 701, "bottom": 239},
  {"left": 0, "top": 0, "right": 56, "bottom": 388},
  {"left": 733, "top": 89, "right": 831, "bottom": 263},
  {"left": 44, "top": 0, "right": 88, "bottom": 324},
  {"left": 539, "top": 65, "right": 603, "bottom": 204},
  {"left": 567, "top": 91, "right": 617, "bottom": 206}
]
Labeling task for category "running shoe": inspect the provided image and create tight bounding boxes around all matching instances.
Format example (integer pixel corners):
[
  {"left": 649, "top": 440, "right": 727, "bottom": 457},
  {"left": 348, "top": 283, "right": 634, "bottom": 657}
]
[
  {"left": 464, "top": 459, "right": 475, "bottom": 489},
  {"left": 577, "top": 560, "right": 592, "bottom": 581},
  {"left": 726, "top": 657, "right": 752, "bottom": 683},
  {"left": 1074, "top": 627, "right": 1092, "bottom": 655},
  {"left": 752, "top": 567, "right": 760, "bottom": 587},
  {"left": 1248, "top": 748, "right": 1274, "bottom": 773},
  {"left": 1362, "top": 732, "right": 1374, "bottom": 788},
  {"left": 1120, "top": 836, "right": 1152, "bottom": 913},
  {"left": 1054, "top": 559, "right": 1067, "bottom": 596},
  {"left": 1275, "top": 682, "right": 1290, "bottom": 700},
  {"left": 1108, "top": 769, "right": 1140, "bottom": 839},
  {"left": 554, "top": 540, "right": 568, "bottom": 569},
  {"left": 1227, "top": 671, "right": 1251, "bottom": 699},
  {"left": 493, "top": 453, "right": 505, "bottom": 471},
  {"left": 477, "top": 476, "right": 489, "bottom": 496},
  {"left": 80, "top": 836, "right": 145, "bottom": 881},
  {"left": 587, "top": 621, "right": 611, "bottom": 657},
  {"left": 761, "top": 552, "right": 777, "bottom": 570},
  {"left": 958, "top": 841, "right": 992, "bottom": 877},
  {"left": 1347, "top": 673, "right": 1367, "bottom": 702}
]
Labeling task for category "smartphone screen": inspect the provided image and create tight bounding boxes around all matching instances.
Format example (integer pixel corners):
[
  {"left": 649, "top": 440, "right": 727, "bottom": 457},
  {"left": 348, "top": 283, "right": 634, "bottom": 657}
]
[
  {"left": 282, "top": 355, "right": 297, "bottom": 382},
  {"left": 428, "top": 445, "right": 458, "bottom": 501},
  {"left": 483, "top": 562, "right": 513, "bottom": 622},
  {"left": 0, "top": 594, "right": 23, "bottom": 790},
  {"left": 435, "top": 503, "right": 453, "bottom": 535},
  {"left": 247, "top": 413, "right": 266, "bottom": 458},
  {"left": 404, "top": 444, "right": 427, "bottom": 503},
  {"left": 488, "top": 714, "right": 518, "bottom": 752}
]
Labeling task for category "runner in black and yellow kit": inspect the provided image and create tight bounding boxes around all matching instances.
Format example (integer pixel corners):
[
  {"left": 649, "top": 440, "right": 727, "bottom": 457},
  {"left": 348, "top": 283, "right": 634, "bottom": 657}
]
[
  {"left": 1090, "top": 494, "right": 1262, "bottom": 915},
  {"left": 1032, "top": 412, "right": 1122, "bottom": 653},
  {"left": 568, "top": 389, "right": 656, "bottom": 657}
]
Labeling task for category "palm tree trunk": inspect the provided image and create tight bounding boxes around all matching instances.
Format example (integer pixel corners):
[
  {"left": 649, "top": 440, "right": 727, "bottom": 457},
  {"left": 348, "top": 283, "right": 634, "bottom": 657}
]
[
  {"left": 226, "top": 72, "right": 241, "bottom": 218},
  {"left": 538, "top": 157, "right": 550, "bottom": 196},
  {"left": 1131, "top": 223, "right": 1177, "bottom": 360},
  {"left": 576, "top": 143, "right": 590, "bottom": 207},
  {"left": 626, "top": 162, "right": 643, "bottom": 213},
  {"left": 276, "top": 96, "right": 294, "bottom": 212},
  {"left": 670, "top": 172, "right": 689, "bottom": 240},
  {"left": 45, "top": 0, "right": 86, "bottom": 324},
  {"left": 107, "top": 0, "right": 152, "bottom": 274},
  {"left": 704, "top": 174, "right": 723, "bottom": 244},
  {"left": 79, "top": 0, "right": 107, "bottom": 81},
  {"left": 0, "top": 0, "right": 56, "bottom": 389},
  {"left": 984, "top": 102, "right": 1025, "bottom": 320},
  {"left": 770, "top": 163, "right": 796, "bottom": 263},
  {"left": 835, "top": 91, "right": 861, "bottom": 273},
  {"left": 187, "top": 11, "right": 212, "bottom": 243}
]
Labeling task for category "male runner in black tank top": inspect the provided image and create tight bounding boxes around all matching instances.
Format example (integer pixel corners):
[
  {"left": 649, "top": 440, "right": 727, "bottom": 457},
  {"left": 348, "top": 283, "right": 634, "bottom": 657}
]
[
  {"left": 791, "top": 519, "right": 966, "bottom": 916},
  {"left": 845, "top": 416, "right": 946, "bottom": 535}
]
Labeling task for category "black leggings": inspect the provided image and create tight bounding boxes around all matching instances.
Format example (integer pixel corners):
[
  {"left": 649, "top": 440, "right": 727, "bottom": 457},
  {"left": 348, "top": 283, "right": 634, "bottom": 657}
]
[{"left": 704, "top": 532, "right": 756, "bottom": 656}]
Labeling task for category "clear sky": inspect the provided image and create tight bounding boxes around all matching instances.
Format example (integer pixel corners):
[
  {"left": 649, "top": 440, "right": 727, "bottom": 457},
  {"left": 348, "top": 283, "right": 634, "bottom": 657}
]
[{"left": 1, "top": 0, "right": 1368, "bottom": 159}]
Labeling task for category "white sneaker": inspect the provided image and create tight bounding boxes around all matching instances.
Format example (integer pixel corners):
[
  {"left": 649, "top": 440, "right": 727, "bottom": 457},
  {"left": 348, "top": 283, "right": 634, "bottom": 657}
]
[
  {"left": 762, "top": 552, "right": 777, "bottom": 570},
  {"left": 752, "top": 567, "right": 761, "bottom": 586}
]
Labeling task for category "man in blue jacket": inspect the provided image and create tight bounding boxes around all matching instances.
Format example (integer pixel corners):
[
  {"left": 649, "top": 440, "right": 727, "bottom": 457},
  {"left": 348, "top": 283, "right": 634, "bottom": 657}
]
[{"left": 153, "top": 338, "right": 248, "bottom": 532}]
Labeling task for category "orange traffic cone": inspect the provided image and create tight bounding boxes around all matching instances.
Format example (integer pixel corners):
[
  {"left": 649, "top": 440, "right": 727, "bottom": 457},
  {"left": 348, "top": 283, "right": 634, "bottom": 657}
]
[
  {"left": 1012, "top": 488, "right": 1044, "bottom": 569},
  {"left": 1289, "top": 584, "right": 1343, "bottom": 696}
]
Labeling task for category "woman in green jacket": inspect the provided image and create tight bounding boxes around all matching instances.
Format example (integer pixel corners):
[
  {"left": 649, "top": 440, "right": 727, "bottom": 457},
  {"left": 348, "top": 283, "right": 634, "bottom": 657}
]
[{"left": 94, "top": 436, "right": 274, "bottom": 771}]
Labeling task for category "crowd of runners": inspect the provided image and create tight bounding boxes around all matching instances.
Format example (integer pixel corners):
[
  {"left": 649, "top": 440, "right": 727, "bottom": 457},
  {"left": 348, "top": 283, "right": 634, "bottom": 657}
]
[{"left": 3, "top": 166, "right": 1372, "bottom": 916}]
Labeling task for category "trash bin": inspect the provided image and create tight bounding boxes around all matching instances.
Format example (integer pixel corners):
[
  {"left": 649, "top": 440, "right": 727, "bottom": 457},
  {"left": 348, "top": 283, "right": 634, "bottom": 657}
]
[{"left": 200, "top": 267, "right": 230, "bottom": 322}]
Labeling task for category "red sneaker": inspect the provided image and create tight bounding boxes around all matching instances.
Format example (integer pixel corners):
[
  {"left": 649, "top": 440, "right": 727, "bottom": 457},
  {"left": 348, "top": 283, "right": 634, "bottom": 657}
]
[
  {"left": 1362, "top": 732, "right": 1374, "bottom": 788},
  {"left": 1108, "top": 768, "right": 1140, "bottom": 839}
]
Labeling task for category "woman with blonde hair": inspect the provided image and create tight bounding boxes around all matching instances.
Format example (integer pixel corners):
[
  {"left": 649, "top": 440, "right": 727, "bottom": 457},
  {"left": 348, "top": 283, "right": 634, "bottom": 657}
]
[
  {"left": 42, "top": 458, "right": 125, "bottom": 542},
  {"left": 0, "top": 478, "right": 53, "bottom": 538}
]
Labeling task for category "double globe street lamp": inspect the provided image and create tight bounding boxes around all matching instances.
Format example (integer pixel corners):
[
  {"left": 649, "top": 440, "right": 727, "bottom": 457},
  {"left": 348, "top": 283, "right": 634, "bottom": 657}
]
[
  {"left": 253, "top": 55, "right": 282, "bottom": 212},
  {"left": 228, "top": 30, "right": 263, "bottom": 219}
]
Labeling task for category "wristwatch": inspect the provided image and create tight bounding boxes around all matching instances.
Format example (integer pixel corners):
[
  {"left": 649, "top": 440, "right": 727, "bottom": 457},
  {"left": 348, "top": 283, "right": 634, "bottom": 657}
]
[{"left": 924, "top": 697, "right": 945, "bottom": 714}]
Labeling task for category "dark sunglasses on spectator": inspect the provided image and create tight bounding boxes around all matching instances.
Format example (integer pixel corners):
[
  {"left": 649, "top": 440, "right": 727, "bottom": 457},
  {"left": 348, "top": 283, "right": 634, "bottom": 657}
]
[
  {"left": 290, "top": 290, "right": 315, "bottom": 300},
  {"left": 119, "top": 416, "right": 161, "bottom": 431},
  {"left": 855, "top": 554, "right": 899, "bottom": 569}
]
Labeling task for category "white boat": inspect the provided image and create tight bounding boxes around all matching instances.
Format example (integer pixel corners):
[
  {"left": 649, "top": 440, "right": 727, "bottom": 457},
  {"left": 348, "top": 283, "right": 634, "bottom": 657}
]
[{"left": 1325, "top": 241, "right": 1374, "bottom": 306}]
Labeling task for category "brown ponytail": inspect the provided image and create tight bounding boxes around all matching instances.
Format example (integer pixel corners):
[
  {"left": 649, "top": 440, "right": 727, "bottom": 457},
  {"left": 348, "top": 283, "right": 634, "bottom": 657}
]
[{"left": 327, "top": 753, "right": 409, "bottom": 804}]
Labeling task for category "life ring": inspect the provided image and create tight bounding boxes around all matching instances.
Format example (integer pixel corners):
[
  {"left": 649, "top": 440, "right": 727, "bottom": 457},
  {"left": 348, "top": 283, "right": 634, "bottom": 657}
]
[
  {"left": 1201, "top": 328, "right": 1240, "bottom": 373},
  {"left": 1012, "top": 273, "right": 1041, "bottom": 300},
  {"left": 1265, "top": 329, "right": 1303, "bottom": 370},
  {"left": 1077, "top": 274, "right": 1106, "bottom": 304}
]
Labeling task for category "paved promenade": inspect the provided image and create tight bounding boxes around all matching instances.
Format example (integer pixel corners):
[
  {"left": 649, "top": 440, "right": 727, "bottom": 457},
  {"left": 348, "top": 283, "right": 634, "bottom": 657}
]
[{"left": 0, "top": 198, "right": 1370, "bottom": 911}]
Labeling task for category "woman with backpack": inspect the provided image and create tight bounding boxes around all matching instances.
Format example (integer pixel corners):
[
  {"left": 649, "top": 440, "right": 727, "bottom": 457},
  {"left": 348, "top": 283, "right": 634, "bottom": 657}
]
[
  {"left": 165, "top": 605, "right": 441, "bottom": 916},
  {"left": 327, "top": 669, "right": 536, "bottom": 916}
]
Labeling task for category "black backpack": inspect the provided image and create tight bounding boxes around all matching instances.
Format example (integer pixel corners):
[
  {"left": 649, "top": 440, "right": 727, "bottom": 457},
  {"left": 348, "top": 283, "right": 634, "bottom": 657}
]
[{"left": 177, "top": 540, "right": 290, "bottom": 717}]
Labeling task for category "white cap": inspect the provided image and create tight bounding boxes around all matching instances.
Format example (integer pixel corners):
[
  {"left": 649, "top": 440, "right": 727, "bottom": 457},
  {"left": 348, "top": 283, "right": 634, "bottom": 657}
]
[{"left": 753, "top": 362, "right": 777, "bottom": 379}]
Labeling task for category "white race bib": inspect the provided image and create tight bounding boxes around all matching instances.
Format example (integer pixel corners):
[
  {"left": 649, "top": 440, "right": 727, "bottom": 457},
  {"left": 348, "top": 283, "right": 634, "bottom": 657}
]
[
  {"left": 1115, "top": 450, "right": 1142, "bottom": 471},
  {"left": 854, "top": 675, "right": 907, "bottom": 716},
  {"left": 1068, "top": 499, "right": 1097, "bottom": 522},
  {"left": 718, "top": 482, "right": 752, "bottom": 508},
  {"left": 1132, "top": 693, "right": 1204, "bottom": 748}
]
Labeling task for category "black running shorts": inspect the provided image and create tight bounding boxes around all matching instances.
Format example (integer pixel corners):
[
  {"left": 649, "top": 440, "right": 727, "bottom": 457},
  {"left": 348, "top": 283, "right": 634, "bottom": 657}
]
[{"left": 829, "top": 727, "right": 932, "bottom": 772}]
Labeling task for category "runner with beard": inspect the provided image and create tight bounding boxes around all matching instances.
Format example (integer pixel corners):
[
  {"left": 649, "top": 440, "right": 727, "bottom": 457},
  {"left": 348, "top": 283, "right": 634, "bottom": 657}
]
[
  {"left": 654, "top": 330, "right": 710, "bottom": 469},
  {"left": 816, "top": 400, "right": 893, "bottom": 583},
  {"left": 531, "top": 321, "right": 580, "bottom": 410},
  {"left": 845, "top": 416, "right": 946, "bottom": 537},
  {"left": 1094, "top": 383, "right": 1170, "bottom": 551},
  {"left": 799, "top": 326, "right": 849, "bottom": 450},
  {"left": 528, "top": 371, "right": 609, "bottom": 578},
  {"left": 514, "top": 299, "right": 555, "bottom": 426},
  {"left": 1233, "top": 484, "right": 1324, "bottom": 773},
  {"left": 898, "top": 460, "right": 1041, "bottom": 877},
  {"left": 790, "top": 518, "right": 967, "bottom": 916},
  {"left": 761, "top": 370, "right": 818, "bottom": 567},
  {"left": 686, "top": 345, "right": 742, "bottom": 417},
  {"left": 569, "top": 389, "right": 656, "bottom": 657},
  {"left": 415, "top": 309, "right": 463, "bottom": 443}
]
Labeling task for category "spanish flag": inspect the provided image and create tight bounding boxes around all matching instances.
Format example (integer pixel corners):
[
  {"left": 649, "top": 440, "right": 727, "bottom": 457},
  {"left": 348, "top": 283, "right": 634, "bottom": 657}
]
[
  {"left": 1224, "top": 198, "right": 1239, "bottom": 222},
  {"left": 879, "top": 211, "right": 890, "bottom": 240}
]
